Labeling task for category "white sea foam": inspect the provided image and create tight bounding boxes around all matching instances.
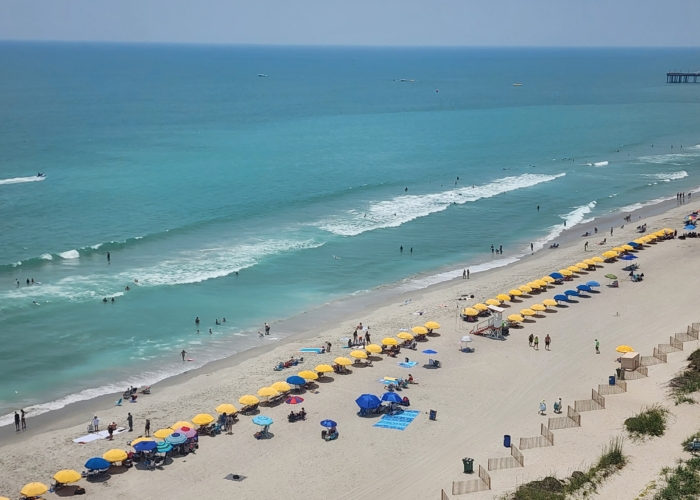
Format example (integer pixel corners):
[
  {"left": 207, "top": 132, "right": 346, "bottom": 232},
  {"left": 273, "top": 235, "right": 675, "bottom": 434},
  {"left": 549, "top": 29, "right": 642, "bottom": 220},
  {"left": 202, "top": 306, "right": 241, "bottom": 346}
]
[
  {"left": 619, "top": 195, "right": 677, "bottom": 212},
  {"left": 642, "top": 171, "right": 689, "bottom": 181},
  {"left": 0, "top": 176, "right": 46, "bottom": 186},
  {"left": 532, "top": 201, "right": 597, "bottom": 252},
  {"left": 584, "top": 161, "right": 609, "bottom": 167},
  {"left": 59, "top": 249, "right": 80, "bottom": 259},
  {"left": 638, "top": 153, "right": 700, "bottom": 165},
  {"left": 91, "top": 243, "right": 103, "bottom": 250},
  {"left": 40, "top": 253, "right": 53, "bottom": 260},
  {"left": 317, "top": 173, "right": 566, "bottom": 236}
]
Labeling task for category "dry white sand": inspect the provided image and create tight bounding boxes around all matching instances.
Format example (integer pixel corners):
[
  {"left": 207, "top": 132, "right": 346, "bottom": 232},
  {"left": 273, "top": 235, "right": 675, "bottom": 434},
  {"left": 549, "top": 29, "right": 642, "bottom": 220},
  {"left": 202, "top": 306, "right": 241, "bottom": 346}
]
[{"left": 1, "top": 200, "right": 699, "bottom": 500}]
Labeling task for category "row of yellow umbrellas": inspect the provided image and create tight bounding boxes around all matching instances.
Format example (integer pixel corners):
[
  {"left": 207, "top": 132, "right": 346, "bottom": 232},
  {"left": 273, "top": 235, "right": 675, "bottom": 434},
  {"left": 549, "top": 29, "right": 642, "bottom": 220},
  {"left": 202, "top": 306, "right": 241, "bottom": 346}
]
[{"left": 506, "top": 299, "right": 560, "bottom": 323}]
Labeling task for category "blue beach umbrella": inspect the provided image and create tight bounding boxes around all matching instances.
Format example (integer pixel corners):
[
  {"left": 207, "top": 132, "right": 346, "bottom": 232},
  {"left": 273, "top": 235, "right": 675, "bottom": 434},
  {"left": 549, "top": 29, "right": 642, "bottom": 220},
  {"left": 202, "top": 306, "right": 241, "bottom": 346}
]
[
  {"left": 549, "top": 272, "right": 564, "bottom": 280},
  {"left": 165, "top": 432, "right": 187, "bottom": 445},
  {"left": 85, "top": 457, "right": 110, "bottom": 470},
  {"left": 252, "top": 415, "right": 274, "bottom": 426},
  {"left": 157, "top": 442, "right": 173, "bottom": 453},
  {"left": 620, "top": 255, "right": 634, "bottom": 260},
  {"left": 320, "top": 419, "right": 337, "bottom": 428},
  {"left": 553, "top": 294, "right": 569, "bottom": 302},
  {"left": 586, "top": 281, "right": 600, "bottom": 287},
  {"left": 422, "top": 349, "right": 438, "bottom": 355},
  {"left": 685, "top": 225, "right": 696, "bottom": 230},
  {"left": 381, "top": 392, "right": 403, "bottom": 403},
  {"left": 133, "top": 440, "right": 158, "bottom": 452},
  {"left": 286, "top": 375, "right": 306, "bottom": 386},
  {"left": 355, "top": 394, "right": 381, "bottom": 409},
  {"left": 627, "top": 241, "right": 641, "bottom": 248},
  {"left": 576, "top": 284, "right": 592, "bottom": 293},
  {"left": 564, "top": 290, "right": 579, "bottom": 296}
]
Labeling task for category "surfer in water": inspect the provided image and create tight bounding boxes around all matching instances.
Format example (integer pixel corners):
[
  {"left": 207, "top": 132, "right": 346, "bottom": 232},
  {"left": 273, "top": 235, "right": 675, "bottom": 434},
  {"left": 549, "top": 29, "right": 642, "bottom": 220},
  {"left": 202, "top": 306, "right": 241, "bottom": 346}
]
[{"left": 107, "top": 252, "right": 110, "bottom": 264}]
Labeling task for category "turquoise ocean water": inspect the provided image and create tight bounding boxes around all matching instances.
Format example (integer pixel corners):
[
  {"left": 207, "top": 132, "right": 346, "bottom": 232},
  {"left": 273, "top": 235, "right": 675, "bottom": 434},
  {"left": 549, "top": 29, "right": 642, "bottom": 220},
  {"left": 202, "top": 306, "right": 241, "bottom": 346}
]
[{"left": 1, "top": 44, "right": 699, "bottom": 424}]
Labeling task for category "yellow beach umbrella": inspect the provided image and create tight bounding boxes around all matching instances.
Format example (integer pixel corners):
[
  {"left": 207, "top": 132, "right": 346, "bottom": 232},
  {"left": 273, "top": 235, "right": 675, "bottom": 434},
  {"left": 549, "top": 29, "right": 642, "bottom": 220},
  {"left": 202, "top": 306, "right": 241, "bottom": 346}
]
[
  {"left": 271, "top": 381, "right": 291, "bottom": 392},
  {"left": 486, "top": 298, "right": 501, "bottom": 306},
  {"left": 611, "top": 247, "right": 625, "bottom": 253},
  {"left": 365, "top": 344, "right": 382, "bottom": 354},
  {"left": 621, "top": 244, "right": 634, "bottom": 251},
  {"left": 53, "top": 470, "right": 81, "bottom": 484},
  {"left": 497, "top": 293, "right": 512, "bottom": 302},
  {"left": 424, "top": 321, "right": 441, "bottom": 329},
  {"left": 633, "top": 238, "right": 645, "bottom": 245},
  {"left": 526, "top": 282, "right": 540, "bottom": 290},
  {"left": 575, "top": 262, "right": 588, "bottom": 269},
  {"left": 518, "top": 285, "right": 533, "bottom": 293},
  {"left": 396, "top": 332, "right": 414, "bottom": 340},
  {"left": 382, "top": 337, "right": 399, "bottom": 345},
  {"left": 534, "top": 279, "right": 548, "bottom": 287},
  {"left": 616, "top": 345, "right": 634, "bottom": 353},
  {"left": 130, "top": 436, "right": 155, "bottom": 445},
  {"left": 653, "top": 231, "right": 665, "bottom": 237},
  {"left": 531, "top": 304, "right": 546, "bottom": 312},
  {"left": 411, "top": 326, "right": 429, "bottom": 335},
  {"left": 170, "top": 421, "right": 193, "bottom": 431},
  {"left": 463, "top": 307, "right": 479, "bottom": 316},
  {"left": 334, "top": 357, "right": 352, "bottom": 366},
  {"left": 257, "top": 387, "right": 279, "bottom": 398},
  {"left": 192, "top": 413, "right": 215, "bottom": 426},
  {"left": 239, "top": 395, "right": 260, "bottom": 406},
  {"left": 509, "top": 289, "right": 523, "bottom": 296},
  {"left": 542, "top": 298, "right": 558, "bottom": 307},
  {"left": 473, "top": 303, "right": 489, "bottom": 311},
  {"left": 349, "top": 350, "right": 367, "bottom": 360},
  {"left": 558, "top": 269, "right": 573, "bottom": 276},
  {"left": 583, "top": 259, "right": 596, "bottom": 266},
  {"left": 0, "top": 496, "right": 10, "bottom": 500},
  {"left": 103, "top": 449, "right": 128, "bottom": 463},
  {"left": 567, "top": 266, "right": 582, "bottom": 273},
  {"left": 520, "top": 308, "right": 536, "bottom": 316},
  {"left": 20, "top": 483, "right": 48, "bottom": 497},
  {"left": 592, "top": 256, "right": 604, "bottom": 263},
  {"left": 542, "top": 276, "right": 555, "bottom": 284},
  {"left": 299, "top": 370, "right": 319, "bottom": 379},
  {"left": 314, "top": 365, "right": 333, "bottom": 373},
  {"left": 215, "top": 404, "right": 238, "bottom": 414},
  {"left": 507, "top": 314, "right": 524, "bottom": 323},
  {"left": 153, "top": 428, "right": 174, "bottom": 439},
  {"left": 602, "top": 251, "right": 618, "bottom": 259}
]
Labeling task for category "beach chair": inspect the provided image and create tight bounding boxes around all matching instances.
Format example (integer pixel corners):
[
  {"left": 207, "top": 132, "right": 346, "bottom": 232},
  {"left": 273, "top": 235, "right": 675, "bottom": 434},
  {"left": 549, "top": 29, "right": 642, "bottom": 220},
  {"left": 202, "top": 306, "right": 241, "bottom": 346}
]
[
  {"left": 115, "top": 398, "right": 122, "bottom": 406},
  {"left": 688, "top": 440, "right": 700, "bottom": 452},
  {"left": 241, "top": 403, "right": 259, "bottom": 416}
]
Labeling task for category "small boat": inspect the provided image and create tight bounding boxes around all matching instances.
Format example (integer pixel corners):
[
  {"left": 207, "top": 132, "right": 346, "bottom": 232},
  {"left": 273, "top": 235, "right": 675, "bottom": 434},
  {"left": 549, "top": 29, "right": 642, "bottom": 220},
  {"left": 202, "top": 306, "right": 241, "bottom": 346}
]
[
  {"left": 258, "top": 74, "right": 268, "bottom": 77},
  {"left": 513, "top": 83, "right": 523, "bottom": 86}
]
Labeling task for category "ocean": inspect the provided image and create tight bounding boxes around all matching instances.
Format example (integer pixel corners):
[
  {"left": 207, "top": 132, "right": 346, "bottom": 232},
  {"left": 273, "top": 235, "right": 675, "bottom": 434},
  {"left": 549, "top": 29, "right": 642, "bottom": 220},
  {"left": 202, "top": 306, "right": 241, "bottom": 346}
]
[{"left": 1, "top": 44, "right": 699, "bottom": 425}]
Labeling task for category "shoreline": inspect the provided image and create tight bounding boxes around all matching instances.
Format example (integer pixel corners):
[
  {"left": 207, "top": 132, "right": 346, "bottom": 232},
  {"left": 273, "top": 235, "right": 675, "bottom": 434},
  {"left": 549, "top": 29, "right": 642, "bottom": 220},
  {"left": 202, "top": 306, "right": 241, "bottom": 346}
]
[{"left": 0, "top": 190, "right": 696, "bottom": 442}]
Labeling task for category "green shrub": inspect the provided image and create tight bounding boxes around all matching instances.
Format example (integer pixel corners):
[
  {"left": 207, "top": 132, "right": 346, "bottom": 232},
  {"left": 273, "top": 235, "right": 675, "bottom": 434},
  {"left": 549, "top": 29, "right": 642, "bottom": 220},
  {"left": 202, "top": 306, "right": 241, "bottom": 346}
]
[
  {"left": 654, "top": 457, "right": 700, "bottom": 499},
  {"left": 625, "top": 405, "right": 669, "bottom": 438},
  {"left": 670, "top": 349, "right": 700, "bottom": 404}
]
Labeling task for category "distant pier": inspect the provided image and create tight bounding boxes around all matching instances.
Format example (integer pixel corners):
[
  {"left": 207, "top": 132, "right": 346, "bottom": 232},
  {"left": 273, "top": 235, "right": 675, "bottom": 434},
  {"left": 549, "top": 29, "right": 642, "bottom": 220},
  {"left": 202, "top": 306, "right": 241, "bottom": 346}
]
[{"left": 667, "top": 72, "right": 700, "bottom": 83}]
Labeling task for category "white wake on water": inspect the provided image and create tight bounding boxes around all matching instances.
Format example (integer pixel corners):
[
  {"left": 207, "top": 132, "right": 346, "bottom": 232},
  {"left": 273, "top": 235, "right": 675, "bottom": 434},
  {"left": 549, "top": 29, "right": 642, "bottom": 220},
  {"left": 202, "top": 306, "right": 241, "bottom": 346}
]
[
  {"left": 317, "top": 173, "right": 566, "bottom": 236},
  {"left": 643, "top": 171, "right": 688, "bottom": 181},
  {"left": 0, "top": 176, "right": 46, "bottom": 186}
]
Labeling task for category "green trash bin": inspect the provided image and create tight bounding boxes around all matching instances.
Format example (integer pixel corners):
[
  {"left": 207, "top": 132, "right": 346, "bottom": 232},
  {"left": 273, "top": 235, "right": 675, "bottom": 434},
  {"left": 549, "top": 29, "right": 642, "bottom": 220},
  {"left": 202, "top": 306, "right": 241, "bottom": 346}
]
[{"left": 462, "top": 457, "right": 474, "bottom": 474}]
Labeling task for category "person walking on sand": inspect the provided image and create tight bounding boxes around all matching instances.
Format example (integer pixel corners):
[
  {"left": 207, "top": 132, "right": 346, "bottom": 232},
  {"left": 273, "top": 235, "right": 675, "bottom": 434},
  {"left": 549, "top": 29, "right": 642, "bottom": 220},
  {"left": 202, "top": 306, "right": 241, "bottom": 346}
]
[
  {"left": 181, "top": 349, "right": 187, "bottom": 361},
  {"left": 14, "top": 411, "right": 20, "bottom": 432},
  {"left": 595, "top": 339, "right": 600, "bottom": 354},
  {"left": 365, "top": 330, "right": 370, "bottom": 344},
  {"left": 534, "top": 335, "right": 539, "bottom": 350},
  {"left": 584, "top": 241, "right": 588, "bottom": 251},
  {"left": 21, "top": 409, "right": 26, "bottom": 431},
  {"left": 545, "top": 334, "right": 551, "bottom": 350},
  {"left": 467, "top": 269, "right": 470, "bottom": 279},
  {"left": 145, "top": 419, "right": 151, "bottom": 437},
  {"left": 539, "top": 400, "right": 546, "bottom": 415},
  {"left": 610, "top": 227, "right": 614, "bottom": 236},
  {"left": 127, "top": 412, "right": 133, "bottom": 432},
  {"left": 528, "top": 333, "right": 533, "bottom": 347}
]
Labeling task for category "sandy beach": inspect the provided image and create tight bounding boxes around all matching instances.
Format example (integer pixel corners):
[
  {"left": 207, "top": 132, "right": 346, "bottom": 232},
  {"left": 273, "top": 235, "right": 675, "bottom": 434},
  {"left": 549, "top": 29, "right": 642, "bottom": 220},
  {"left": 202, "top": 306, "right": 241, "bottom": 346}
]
[{"left": 1, "top": 198, "right": 699, "bottom": 500}]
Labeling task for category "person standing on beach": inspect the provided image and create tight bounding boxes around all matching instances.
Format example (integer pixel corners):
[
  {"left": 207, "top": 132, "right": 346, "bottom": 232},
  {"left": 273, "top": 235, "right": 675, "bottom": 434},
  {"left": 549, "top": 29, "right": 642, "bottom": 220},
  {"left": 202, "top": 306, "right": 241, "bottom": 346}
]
[
  {"left": 467, "top": 269, "right": 470, "bottom": 279},
  {"left": 107, "top": 252, "right": 110, "bottom": 264},
  {"left": 365, "top": 331, "right": 370, "bottom": 344},
  {"left": 127, "top": 412, "right": 133, "bottom": 432},
  {"left": 21, "top": 409, "right": 26, "bottom": 431},
  {"left": 352, "top": 328, "right": 358, "bottom": 344},
  {"left": 145, "top": 419, "right": 151, "bottom": 437},
  {"left": 92, "top": 415, "right": 100, "bottom": 432},
  {"left": 534, "top": 336, "right": 539, "bottom": 350},
  {"left": 595, "top": 339, "right": 600, "bottom": 354},
  {"left": 14, "top": 411, "right": 20, "bottom": 432},
  {"left": 463, "top": 269, "right": 466, "bottom": 279},
  {"left": 545, "top": 334, "right": 551, "bottom": 350},
  {"left": 584, "top": 241, "right": 588, "bottom": 251},
  {"left": 181, "top": 349, "right": 187, "bottom": 361},
  {"left": 265, "top": 323, "right": 270, "bottom": 335},
  {"left": 610, "top": 227, "right": 614, "bottom": 236},
  {"left": 530, "top": 243, "right": 533, "bottom": 253},
  {"left": 528, "top": 333, "right": 533, "bottom": 347}
]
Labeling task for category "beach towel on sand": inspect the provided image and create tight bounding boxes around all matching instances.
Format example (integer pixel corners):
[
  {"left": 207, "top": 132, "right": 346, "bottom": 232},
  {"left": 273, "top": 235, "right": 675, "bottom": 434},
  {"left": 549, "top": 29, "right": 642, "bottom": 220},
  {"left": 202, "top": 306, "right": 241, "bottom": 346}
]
[
  {"left": 73, "top": 427, "right": 127, "bottom": 444},
  {"left": 398, "top": 361, "right": 418, "bottom": 368}
]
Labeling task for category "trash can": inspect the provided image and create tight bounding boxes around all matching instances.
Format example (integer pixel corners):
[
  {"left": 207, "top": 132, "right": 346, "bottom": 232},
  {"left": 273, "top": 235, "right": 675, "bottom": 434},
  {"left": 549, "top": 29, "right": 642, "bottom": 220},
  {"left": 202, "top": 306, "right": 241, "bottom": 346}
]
[
  {"left": 504, "top": 434, "right": 511, "bottom": 447},
  {"left": 429, "top": 410, "right": 437, "bottom": 421},
  {"left": 608, "top": 375, "right": 616, "bottom": 386},
  {"left": 462, "top": 457, "right": 474, "bottom": 474},
  {"left": 615, "top": 368, "right": 621, "bottom": 378}
]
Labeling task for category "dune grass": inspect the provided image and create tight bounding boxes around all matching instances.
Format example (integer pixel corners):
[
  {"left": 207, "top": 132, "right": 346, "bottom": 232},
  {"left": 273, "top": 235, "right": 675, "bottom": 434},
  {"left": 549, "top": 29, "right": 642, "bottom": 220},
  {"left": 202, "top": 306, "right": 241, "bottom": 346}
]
[
  {"left": 669, "top": 349, "right": 700, "bottom": 404},
  {"left": 654, "top": 457, "right": 700, "bottom": 499},
  {"left": 624, "top": 405, "right": 669, "bottom": 438}
]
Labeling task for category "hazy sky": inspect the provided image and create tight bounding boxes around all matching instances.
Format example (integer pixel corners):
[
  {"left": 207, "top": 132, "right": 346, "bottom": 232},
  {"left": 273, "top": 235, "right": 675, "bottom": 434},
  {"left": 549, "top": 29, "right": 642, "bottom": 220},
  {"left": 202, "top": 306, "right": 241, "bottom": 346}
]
[{"left": 1, "top": 0, "right": 698, "bottom": 46}]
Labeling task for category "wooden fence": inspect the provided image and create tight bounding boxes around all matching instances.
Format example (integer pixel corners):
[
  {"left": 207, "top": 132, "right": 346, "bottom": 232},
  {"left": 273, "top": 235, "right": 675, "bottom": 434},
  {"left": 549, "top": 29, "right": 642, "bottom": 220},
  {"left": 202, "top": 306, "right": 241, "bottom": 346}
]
[
  {"left": 488, "top": 444, "right": 524, "bottom": 471},
  {"left": 598, "top": 379, "right": 627, "bottom": 395},
  {"left": 547, "top": 406, "right": 581, "bottom": 430},
  {"left": 520, "top": 423, "right": 555, "bottom": 449},
  {"left": 450, "top": 465, "right": 491, "bottom": 495},
  {"left": 574, "top": 389, "right": 605, "bottom": 412}
]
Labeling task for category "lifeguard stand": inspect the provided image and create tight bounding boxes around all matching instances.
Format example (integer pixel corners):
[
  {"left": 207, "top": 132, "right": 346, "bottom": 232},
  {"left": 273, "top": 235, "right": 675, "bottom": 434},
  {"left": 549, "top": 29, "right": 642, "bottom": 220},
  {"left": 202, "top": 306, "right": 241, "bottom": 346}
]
[{"left": 469, "top": 305, "right": 504, "bottom": 339}]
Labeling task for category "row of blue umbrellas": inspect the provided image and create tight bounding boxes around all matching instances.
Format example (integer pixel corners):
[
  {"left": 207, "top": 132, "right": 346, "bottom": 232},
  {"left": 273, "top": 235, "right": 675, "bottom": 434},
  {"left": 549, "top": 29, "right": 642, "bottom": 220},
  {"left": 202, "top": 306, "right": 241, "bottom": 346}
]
[
  {"left": 355, "top": 392, "right": 402, "bottom": 409},
  {"left": 553, "top": 281, "right": 600, "bottom": 302}
]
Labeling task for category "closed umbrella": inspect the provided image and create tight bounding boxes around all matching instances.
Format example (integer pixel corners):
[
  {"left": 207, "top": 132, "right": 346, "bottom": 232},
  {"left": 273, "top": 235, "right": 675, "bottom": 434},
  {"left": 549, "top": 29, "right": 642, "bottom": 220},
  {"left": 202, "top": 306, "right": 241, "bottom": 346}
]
[
  {"left": 349, "top": 350, "right": 367, "bottom": 360},
  {"left": 424, "top": 321, "right": 441, "bottom": 329},
  {"left": 239, "top": 395, "right": 260, "bottom": 406},
  {"left": 365, "top": 344, "right": 382, "bottom": 354},
  {"left": 20, "top": 483, "right": 48, "bottom": 498},
  {"left": 215, "top": 404, "right": 238, "bottom": 414},
  {"left": 519, "top": 308, "right": 535, "bottom": 316},
  {"left": 153, "top": 428, "right": 173, "bottom": 439},
  {"left": 103, "top": 449, "right": 128, "bottom": 463},
  {"left": 165, "top": 432, "right": 187, "bottom": 445},
  {"left": 334, "top": 357, "right": 352, "bottom": 366},
  {"left": 496, "top": 294, "right": 512, "bottom": 302},
  {"left": 411, "top": 326, "right": 428, "bottom": 335},
  {"left": 507, "top": 314, "right": 524, "bottom": 323},
  {"left": 133, "top": 440, "right": 158, "bottom": 452},
  {"left": 531, "top": 304, "right": 546, "bottom": 312},
  {"left": 381, "top": 392, "right": 403, "bottom": 403},
  {"left": 542, "top": 298, "right": 558, "bottom": 307},
  {"left": 382, "top": 338, "right": 399, "bottom": 345},
  {"left": 298, "top": 370, "right": 319, "bottom": 379},
  {"left": 84, "top": 457, "right": 110, "bottom": 470},
  {"left": 486, "top": 298, "right": 501, "bottom": 306},
  {"left": 271, "top": 382, "right": 292, "bottom": 392},
  {"left": 286, "top": 375, "right": 306, "bottom": 386},
  {"left": 355, "top": 394, "right": 381, "bottom": 409},
  {"left": 320, "top": 419, "right": 337, "bottom": 428},
  {"left": 192, "top": 413, "right": 215, "bottom": 426},
  {"left": 53, "top": 470, "right": 81, "bottom": 484},
  {"left": 314, "top": 365, "right": 333, "bottom": 374}
]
